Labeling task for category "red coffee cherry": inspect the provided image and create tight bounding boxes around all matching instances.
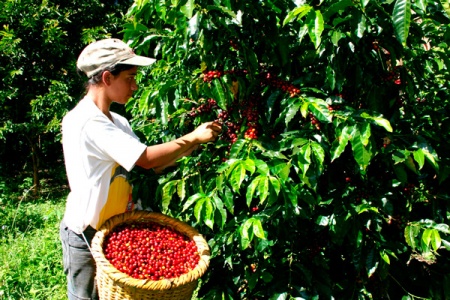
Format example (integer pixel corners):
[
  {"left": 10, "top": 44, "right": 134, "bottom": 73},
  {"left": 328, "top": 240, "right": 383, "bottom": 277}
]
[{"left": 103, "top": 222, "right": 200, "bottom": 281}]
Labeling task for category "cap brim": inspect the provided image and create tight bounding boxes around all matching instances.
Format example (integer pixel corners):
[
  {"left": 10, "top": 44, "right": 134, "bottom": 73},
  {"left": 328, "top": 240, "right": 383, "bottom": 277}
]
[{"left": 120, "top": 55, "right": 156, "bottom": 66}]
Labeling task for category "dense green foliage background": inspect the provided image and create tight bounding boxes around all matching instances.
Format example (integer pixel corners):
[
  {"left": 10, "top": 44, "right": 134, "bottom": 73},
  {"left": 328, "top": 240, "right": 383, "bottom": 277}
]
[
  {"left": 0, "top": 0, "right": 132, "bottom": 195},
  {"left": 124, "top": 0, "right": 450, "bottom": 298},
  {"left": 1, "top": 0, "right": 450, "bottom": 299}
]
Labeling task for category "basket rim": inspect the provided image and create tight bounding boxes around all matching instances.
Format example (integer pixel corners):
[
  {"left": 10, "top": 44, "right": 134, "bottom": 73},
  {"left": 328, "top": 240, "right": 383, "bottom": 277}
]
[{"left": 91, "top": 210, "right": 210, "bottom": 291}]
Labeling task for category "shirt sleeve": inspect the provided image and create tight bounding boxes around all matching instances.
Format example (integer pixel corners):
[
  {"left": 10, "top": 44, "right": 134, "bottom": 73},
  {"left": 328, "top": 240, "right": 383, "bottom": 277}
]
[{"left": 82, "top": 116, "right": 147, "bottom": 172}]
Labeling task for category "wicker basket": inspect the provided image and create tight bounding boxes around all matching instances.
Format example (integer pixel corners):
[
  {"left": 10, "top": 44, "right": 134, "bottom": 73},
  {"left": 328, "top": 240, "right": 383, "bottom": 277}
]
[{"left": 91, "top": 210, "right": 210, "bottom": 300}]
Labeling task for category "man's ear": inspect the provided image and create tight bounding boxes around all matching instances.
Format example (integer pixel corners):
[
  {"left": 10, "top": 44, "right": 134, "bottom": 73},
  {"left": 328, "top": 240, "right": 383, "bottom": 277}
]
[{"left": 102, "top": 71, "right": 112, "bottom": 85}]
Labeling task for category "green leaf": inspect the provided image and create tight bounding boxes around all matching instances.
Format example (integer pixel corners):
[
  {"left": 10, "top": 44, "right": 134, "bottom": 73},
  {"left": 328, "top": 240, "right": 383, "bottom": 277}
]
[
  {"left": 215, "top": 173, "right": 224, "bottom": 190},
  {"left": 442, "top": 239, "right": 450, "bottom": 251},
  {"left": 413, "top": 148, "right": 425, "bottom": 169},
  {"left": 331, "top": 125, "right": 354, "bottom": 161},
  {"left": 183, "top": 192, "right": 206, "bottom": 211},
  {"left": 155, "top": 0, "right": 167, "bottom": 19},
  {"left": 432, "top": 223, "right": 449, "bottom": 234},
  {"left": 213, "top": 79, "right": 228, "bottom": 110},
  {"left": 431, "top": 229, "right": 441, "bottom": 251},
  {"left": 306, "top": 10, "right": 324, "bottom": 49},
  {"left": 193, "top": 197, "right": 214, "bottom": 229},
  {"left": 404, "top": 224, "right": 420, "bottom": 250},
  {"left": 243, "top": 158, "right": 256, "bottom": 174},
  {"left": 380, "top": 250, "right": 391, "bottom": 264},
  {"left": 326, "top": 65, "right": 336, "bottom": 90},
  {"left": 422, "top": 228, "right": 432, "bottom": 248},
  {"left": 316, "top": 215, "right": 330, "bottom": 226},
  {"left": 285, "top": 100, "right": 302, "bottom": 127},
  {"left": 331, "top": 30, "right": 345, "bottom": 46},
  {"left": 392, "top": 149, "right": 410, "bottom": 164},
  {"left": 229, "top": 139, "right": 247, "bottom": 158},
  {"left": 180, "top": 0, "right": 195, "bottom": 19},
  {"left": 366, "top": 248, "right": 379, "bottom": 278},
  {"left": 211, "top": 195, "right": 227, "bottom": 229},
  {"left": 355, "top": 203, "right": 378, "bottom": 214},
  {"left": 307, "top": 97, "right": 332, "bottom": 122},
  {"left": 222, "top": 185, "right": 235, "bottom": 214},
  {"left": 269, "top": 176, "right": 281, "bottom": 196},
  {"left": 419, "top": 144, "right": 439, "bottom": 171},
  {"left": 283, "top": 4, "right": 312, "bottom": 26},
  {"left": 254, "top": 159, "right": 270, "bottom": 176},
  {"left": 187, "top": 12, "right": 199, "bottom": 37},
  {"left": 404, "top": 156, "right": 418, "bottom": 174},
  {"left": 350, "top": 132, "right": 373, "bottom": 172},
  {"left": 310, "top": 141, "right": 325, "bottom": 166},
  {"left": 360, "top": 112, "right": 393, "bottom": 132},
  {"left": 203, "top": 198, "right": 215, "bottom": 229},
  {"left": 162, "top": 180, "right": 178, "bottom": 212},
  {"left": 223, "top": 159, "right": 240, "bottom": 177},
  {"left": 355, "top": 11, "right": 367, "bottom": 38},
  {"left": 194, "top": 197, "right": 206, "bottom": 223},
  {"left": 243, "top": 47, "right": 259, "bottom": 73},
  {"left": 240, "top": 235, "right": 251, "bottom": 250},
  {"left": 323, "top": 0, "right": 354, "bottom": 20},
  {"left": 246, "top": 176, "right": 261, "bottom": 207},
  {"left": 300, "top": 101, "right": 309, "bottom": 118},
  {"left": 392, "top": 0, "right": 411, "bottom": 46},
  {"left": 291, "top": 137, "right": 309, "bottom": 148},
  {"left": 156, "top": 95, "right": 169, "bottom": 125},
  {"left": 177, "top": 179, "right": 186, "bottom": 200},
  {"left": 359, "top": 122, "right": 371, "bottom": 147},
  {"left": 298, "top": 143, "right": 311, "bottom": 177},
  {"left": 270, "top": 293, "right": 288, "bottom": 300},
  {"left": 439, "top": 0, "right": 450, "bottom": 17},
  {"left": 240, "top": 218, "right": 255, "bottom": 249},
  {"left": 229, "top": 162, "right": 247, "bottom": 192},
  {"left": 393, "top": 164, "right": 408, "bottom": 183},
  {"left": 258, "top": 176, "right": 269, "bottom": 204},
  {"left": 252, "top": 218, "right": 266, "bottom": 239},
  {"left": 299, "top": 187, "right": 315, "bottom": 206},
  {"left": 298, "top": 143, "right": 311, "bottom": 165}
]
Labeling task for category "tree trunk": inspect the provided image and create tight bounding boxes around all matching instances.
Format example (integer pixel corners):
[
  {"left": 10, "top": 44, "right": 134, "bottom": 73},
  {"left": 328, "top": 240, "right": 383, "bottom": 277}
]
[{"left": 25, "top": 133, "right": 40, "bottom": 196}]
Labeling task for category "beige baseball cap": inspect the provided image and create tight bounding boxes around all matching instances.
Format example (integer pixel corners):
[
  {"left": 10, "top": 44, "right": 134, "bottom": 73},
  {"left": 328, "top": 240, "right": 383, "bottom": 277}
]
[{"left": 77, "top": 38, "right": 156, "bottom": 78}]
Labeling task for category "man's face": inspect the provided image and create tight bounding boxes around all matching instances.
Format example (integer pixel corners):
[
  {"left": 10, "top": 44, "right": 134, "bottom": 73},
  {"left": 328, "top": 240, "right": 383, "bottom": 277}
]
[{"left": 107, "top": 66, "right": 139, "bottom": 105}]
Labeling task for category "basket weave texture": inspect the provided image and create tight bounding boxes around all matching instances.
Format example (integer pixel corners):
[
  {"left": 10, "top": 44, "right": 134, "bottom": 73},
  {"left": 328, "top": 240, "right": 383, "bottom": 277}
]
[{"left": 91, "top": 210, "right": 210, "bottom": 300}]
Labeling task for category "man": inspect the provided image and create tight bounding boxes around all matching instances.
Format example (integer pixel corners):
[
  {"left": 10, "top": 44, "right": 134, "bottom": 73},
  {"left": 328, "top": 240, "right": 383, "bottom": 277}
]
[{"left": 59, "top": 38, "right": 221, "bottom": 299}]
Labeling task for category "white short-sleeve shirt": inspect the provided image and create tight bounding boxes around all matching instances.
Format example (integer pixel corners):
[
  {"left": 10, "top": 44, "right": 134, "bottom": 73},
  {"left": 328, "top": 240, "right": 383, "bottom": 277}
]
[{"left": 62, "top": 96, "right": 147, "bottom": 234}]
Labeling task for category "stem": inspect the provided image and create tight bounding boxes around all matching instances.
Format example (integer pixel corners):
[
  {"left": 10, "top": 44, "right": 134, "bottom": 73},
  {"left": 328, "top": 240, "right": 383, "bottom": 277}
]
[{"left": 388, "top": 273, "right": 430, "bottom": 300}]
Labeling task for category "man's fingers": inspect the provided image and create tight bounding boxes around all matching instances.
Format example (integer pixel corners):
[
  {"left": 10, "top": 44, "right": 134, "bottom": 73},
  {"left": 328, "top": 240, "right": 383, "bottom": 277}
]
[{"left": 210, "top": 121, "right": 222, "bottom": 132}]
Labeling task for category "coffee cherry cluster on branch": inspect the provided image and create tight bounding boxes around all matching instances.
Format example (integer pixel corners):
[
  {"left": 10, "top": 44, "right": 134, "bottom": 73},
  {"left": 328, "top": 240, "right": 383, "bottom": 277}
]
[
  {"left": 103, "top": 222, "right": 200, "bottom": 281},
  {"left": 382, "top": 66, "right": 402, "bottom": 85},
  {"left": 216, "top": 95, "right": 261, "bottom": 144},
  {"left": 202, "top": 68, "right": 300, "bottom": 98},
  {"left": 309, "top": 112, "right": 321, "bottom": 130},
  {"left": 242, "top": 95, "right": 260, "bottom": 140},
  {"left": 188, "top": 98, "right": 218, "bottom": 117},
  {"left": 203, "top": 70, "right": 224, "bottom": 82},
  {"left": 198, "top": 68, "right": 302, "bottom": 143},
  {"left": 203, "top": 68, "right": 248, "bottom": 83},
  {"left": 216, "top": 106, "right": 241, "bottom": 144},
  {"left": 260, "top": 72, "right": 301, "bottom": 97}
]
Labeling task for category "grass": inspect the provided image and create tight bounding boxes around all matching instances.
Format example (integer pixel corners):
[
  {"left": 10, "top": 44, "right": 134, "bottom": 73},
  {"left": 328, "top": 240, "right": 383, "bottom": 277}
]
[
  {"left": 0, "top": 192, "right": 67, "bottom": 300},
  {"left": 0, "top": 178, "right": 206, "bottom": 300}
]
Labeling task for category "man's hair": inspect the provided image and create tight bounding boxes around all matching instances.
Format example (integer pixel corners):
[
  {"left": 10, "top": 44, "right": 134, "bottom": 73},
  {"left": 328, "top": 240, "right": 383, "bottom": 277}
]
[{"left": 81, "top": 64, "right": 135, "bottom": 91}]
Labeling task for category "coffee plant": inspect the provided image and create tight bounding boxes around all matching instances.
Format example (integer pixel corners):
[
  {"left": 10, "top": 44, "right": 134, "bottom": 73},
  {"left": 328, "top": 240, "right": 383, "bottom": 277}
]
[{"left": 123, "top": 0, "right": 450, "bottom": 298}]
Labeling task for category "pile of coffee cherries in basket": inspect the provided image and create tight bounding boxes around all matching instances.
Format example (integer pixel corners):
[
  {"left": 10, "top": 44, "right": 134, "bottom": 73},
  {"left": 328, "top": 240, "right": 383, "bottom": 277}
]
[{"left": 103, "top": 221, "right": 200, "bottom": 281}]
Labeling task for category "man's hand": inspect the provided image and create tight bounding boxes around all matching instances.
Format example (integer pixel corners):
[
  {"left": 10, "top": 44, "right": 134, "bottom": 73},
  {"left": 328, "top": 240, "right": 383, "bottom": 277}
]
[{"left": 191, "top": 121, "right": 222, "bottom": 144}]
